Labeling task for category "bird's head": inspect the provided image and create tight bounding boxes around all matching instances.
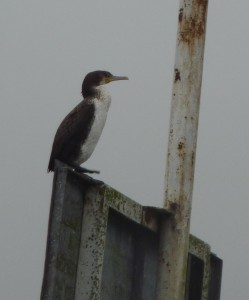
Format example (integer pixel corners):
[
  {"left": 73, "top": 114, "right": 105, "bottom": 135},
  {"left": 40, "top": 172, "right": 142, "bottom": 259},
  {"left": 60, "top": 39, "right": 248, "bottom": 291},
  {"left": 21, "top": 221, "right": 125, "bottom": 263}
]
[{"left": 82, "top": 70, "right": 128, "bottom": 98}]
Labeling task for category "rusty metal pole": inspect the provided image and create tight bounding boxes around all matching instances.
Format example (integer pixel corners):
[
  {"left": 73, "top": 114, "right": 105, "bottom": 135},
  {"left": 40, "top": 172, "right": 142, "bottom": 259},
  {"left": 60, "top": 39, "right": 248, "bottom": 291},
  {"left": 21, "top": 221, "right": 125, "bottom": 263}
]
[{"left": 156, "top": 1, "right": 209, "bottom": 300}]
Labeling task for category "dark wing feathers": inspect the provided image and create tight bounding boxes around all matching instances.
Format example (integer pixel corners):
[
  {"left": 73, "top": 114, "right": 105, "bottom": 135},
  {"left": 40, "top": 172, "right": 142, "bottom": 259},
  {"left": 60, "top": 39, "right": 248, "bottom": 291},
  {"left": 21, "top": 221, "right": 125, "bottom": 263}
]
[{"left": 48, "top": 100, "right": 95, "bottom": 172}]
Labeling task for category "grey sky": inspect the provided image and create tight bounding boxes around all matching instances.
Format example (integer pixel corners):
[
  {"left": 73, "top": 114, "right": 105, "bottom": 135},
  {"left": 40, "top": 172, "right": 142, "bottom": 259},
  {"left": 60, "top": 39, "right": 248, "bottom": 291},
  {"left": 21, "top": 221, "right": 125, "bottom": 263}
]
[{"left": 1, "top": 1, "right": 248, "bottom": 299}]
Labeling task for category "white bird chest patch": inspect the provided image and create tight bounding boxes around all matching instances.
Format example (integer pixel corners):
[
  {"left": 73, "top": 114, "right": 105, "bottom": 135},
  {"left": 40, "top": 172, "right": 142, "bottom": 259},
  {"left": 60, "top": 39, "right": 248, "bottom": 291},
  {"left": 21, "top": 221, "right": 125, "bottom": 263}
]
[{"left": 78, "top": 89, "right": 111, "bottom": 164}]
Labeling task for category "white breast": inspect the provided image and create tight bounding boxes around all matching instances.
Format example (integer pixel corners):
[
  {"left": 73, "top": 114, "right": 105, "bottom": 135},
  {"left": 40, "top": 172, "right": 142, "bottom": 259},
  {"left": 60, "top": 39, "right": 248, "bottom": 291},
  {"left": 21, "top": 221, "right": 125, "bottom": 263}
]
[{"left": 78, "top": 87, "right": 111, "bottom": 164}]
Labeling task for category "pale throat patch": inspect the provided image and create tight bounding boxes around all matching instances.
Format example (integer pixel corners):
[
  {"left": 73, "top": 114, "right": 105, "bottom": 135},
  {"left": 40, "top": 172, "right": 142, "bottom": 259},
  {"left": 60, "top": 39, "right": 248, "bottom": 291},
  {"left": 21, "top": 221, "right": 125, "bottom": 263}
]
[{"left": 78, "top": 86, "right": 112, "bottom": 164}]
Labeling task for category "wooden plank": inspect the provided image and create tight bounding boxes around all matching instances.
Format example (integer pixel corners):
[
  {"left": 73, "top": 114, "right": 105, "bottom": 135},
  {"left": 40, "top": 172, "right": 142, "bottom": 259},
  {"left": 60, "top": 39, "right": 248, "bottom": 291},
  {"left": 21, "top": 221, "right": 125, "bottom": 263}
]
[
  {"left": 41, "top": 163, "right": 222, "bottom": 300},
  {"left": 41, "top": 166, "right": 85, "bottom": 300}
]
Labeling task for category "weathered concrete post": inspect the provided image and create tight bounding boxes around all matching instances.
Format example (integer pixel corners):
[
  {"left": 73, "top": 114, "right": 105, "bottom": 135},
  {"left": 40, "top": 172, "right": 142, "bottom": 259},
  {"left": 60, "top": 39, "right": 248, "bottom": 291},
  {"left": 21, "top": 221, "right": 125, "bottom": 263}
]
[{"left": 156, "top": 1, "right": 209, "bottom": 299}]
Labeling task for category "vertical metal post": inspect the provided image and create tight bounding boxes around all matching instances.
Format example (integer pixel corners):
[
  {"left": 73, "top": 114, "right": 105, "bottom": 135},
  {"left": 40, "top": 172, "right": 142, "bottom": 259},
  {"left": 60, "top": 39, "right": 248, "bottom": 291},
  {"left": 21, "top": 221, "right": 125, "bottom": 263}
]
[{"left": 156, "top": 1, "right": 209, "bottom": 300}]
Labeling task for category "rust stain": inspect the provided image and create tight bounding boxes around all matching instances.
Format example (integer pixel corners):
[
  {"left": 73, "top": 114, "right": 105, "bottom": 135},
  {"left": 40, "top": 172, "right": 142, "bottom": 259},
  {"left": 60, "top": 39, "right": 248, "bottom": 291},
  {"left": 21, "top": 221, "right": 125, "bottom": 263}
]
[
  {"left": 178, "top": 0, "right": 208, "bottom": 46},
  {"left": 191, "top": 151, "right": 195, "bottom": 167},
  {"left": 170, "top": 202, "right": 179, "bottom": 212},
  {"left": 196, "top": 0, "right": 208, "bottom": 10},
  {"left": 174, "top": 68, "right": 181, "bottom": 83},
  {"left": 178, "top": 8, "right": 183, "bottom": 22},
  {"left": 176, "top": 140, "right": 187, "bottom": 217},
  {"left": 177, "top": 141, "right": 185, "bottom": 158},
  {"left": 178, "top": 142, "right": 183, "bottom": 150}
]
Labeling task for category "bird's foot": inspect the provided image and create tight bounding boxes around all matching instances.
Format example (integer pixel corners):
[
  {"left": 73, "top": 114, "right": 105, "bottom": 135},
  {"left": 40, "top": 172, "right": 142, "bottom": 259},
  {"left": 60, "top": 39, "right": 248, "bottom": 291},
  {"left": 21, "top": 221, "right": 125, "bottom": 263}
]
[
  {"left": 53, "top": 160, "right": 100, "bottom": 175},
  {"left": 72, "top": 164, "right": 100, "bottom": 174}
]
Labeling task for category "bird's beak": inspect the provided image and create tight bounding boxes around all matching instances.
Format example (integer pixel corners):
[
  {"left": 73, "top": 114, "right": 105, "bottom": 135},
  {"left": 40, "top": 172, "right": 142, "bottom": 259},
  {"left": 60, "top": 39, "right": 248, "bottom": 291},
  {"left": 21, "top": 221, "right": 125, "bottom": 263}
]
[{"left": 110, "top": 75, "right": 129, "bottom": 82}]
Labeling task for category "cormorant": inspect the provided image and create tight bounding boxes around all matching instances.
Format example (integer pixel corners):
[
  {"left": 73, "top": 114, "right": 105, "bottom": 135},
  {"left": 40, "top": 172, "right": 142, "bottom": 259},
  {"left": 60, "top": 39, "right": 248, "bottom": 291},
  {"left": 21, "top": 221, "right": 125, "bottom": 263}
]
[{"left": 48, "top": 70, "right": 128, "bottom": 174}]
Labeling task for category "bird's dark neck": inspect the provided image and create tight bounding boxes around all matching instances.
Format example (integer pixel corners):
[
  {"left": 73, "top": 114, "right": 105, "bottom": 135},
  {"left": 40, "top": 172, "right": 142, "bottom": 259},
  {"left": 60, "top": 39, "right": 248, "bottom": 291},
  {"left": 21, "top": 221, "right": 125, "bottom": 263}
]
[
  {"left": 82, "top": 85, "right": 97, "bottom": 98},
  {"left": 82, "top": 85, "right": 107, "bottom": 99}
]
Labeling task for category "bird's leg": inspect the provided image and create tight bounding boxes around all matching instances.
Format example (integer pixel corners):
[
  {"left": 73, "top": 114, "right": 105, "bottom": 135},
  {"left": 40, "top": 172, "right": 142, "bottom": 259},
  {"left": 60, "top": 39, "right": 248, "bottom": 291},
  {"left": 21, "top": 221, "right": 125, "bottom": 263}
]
[{"left": 70, "top": 163, "right": 100, "bottom": 174}]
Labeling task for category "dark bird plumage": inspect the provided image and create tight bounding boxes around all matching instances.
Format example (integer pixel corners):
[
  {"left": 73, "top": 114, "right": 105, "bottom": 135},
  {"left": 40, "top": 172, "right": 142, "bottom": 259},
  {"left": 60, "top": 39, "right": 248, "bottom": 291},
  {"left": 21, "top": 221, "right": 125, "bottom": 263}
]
[{"left": 48, "top": 70, "right": 128, "bottom": 173}]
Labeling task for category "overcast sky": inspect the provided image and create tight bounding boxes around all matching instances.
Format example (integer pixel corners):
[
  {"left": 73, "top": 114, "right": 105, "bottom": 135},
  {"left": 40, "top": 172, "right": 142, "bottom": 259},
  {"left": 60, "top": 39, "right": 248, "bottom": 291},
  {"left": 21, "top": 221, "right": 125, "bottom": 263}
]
[{"left": 1, "top": 1, "right": 249, "bottom": 299}]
